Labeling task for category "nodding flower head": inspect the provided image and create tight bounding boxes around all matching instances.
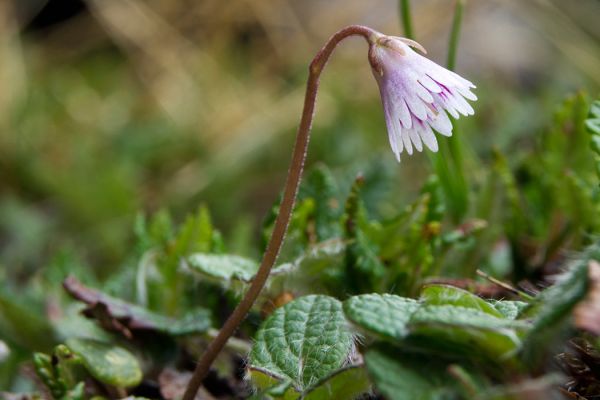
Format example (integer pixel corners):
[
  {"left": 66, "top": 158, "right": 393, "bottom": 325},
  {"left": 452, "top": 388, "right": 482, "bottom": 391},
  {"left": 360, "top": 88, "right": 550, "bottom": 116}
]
[{"left": 367, "top": 32, "right": 476, "bottom": 161}]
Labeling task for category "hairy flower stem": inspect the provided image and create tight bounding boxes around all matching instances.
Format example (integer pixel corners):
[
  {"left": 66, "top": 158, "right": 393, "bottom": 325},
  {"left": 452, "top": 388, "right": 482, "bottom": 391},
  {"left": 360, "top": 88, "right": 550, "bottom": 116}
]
[{"left": 182, "top": 25, "right": 375, "bottom": 400}]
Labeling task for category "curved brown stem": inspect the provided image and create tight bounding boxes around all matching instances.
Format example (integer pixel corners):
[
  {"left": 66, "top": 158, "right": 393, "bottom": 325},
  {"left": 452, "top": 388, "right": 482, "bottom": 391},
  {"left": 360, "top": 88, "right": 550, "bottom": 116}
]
[{"left": 182, "top": 25, "right": 375, "bottom": 400}]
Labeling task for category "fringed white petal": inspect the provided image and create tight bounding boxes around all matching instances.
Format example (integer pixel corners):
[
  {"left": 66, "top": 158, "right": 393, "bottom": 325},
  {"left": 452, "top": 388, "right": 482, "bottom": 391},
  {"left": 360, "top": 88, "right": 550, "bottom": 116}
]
[
  {"left": 451, "top": 92, "right": 475, "bottom": 116},
  {"left": 385, "top": 83, "right": 412, "bottom": 129},
  {"left": 409, "top": 126, "right": 423, "bottom": 152},
  {"left": 418, "top": 75, "right": 442, "bottom": 93},
  {"left": 440, "top": 97, "right": 460, "bottom": 119},
  {"left": 455, "top": 85, "right": 477, "bottom": 101},
  {"left": 404, "top": 95, "right": 428, "bottom": 120},
  {"left": 429, "top": 109, "right": 453, "bottom": 137},
  {"left": 372, "top": 35, "right": 476, "bottom": 161},
  {"left": 419, "top": 123, "right": 438, "bottom": 152},
  {"left": 383, "top": 93, "right": 403, "bottom": 161},
  {"left": 397, "top": 99, "right": 412, "bottom": 129},
  {"left": 401, "top": 126, "right": 413, "bottom": 155}
]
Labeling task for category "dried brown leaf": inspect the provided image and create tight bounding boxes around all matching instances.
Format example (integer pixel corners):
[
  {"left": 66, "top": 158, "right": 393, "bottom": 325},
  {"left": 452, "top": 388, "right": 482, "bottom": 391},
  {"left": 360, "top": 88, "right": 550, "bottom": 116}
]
[{"left": 63, "top": 276, "right": 210, "bottom": 338}]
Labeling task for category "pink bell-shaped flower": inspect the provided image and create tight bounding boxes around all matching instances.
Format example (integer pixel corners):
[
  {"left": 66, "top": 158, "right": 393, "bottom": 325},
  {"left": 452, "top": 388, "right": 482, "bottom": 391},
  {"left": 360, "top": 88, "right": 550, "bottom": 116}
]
[{"left": 368, "top": 34, "right": 477, "bottom": 161}]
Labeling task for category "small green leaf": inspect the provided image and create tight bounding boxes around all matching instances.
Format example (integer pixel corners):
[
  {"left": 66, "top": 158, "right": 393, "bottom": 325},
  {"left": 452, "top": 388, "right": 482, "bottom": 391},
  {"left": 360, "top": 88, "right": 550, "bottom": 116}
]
[
  {"left": 64, "top": 382, "right": 86, "bottom": 400},
  {"left": 590, "top": 100, "right": 600, "bottom": 117},
  {"left": 33, "top": 352, "right": 68, "bottom": 399},
  {"left": 366, "top": 192, "right": 436, "bottom": 294},
  {"left": 134, "top": 209, "right": 174, "bottom": 253},
  {"left": 590, "top": 134, "right": 600, "bottom": 153},
  {"left": 172, "top": 206, "right": 215, "bottom": 255},
  {"left": 66, "top": 338, "right": 142, "bottom": 388},
  {"left": 343, "top": 294, "right": 419, "bottom": 341},
  {"left": 166, "top": 309, "right": 214, "bottom": 335},
  {"left": 369, "top": 193, "right": 430, "bottom": 260},
  {"left": 249, "top": 366, "right": 369, "bottom": 400},
  {"left": 492, "top": 301, "right": 528, "bottom": 320},
  {"left": 267, "top": 379, "right": 295, "bottom": 397},
  {"left": 420, "top": 284, "right": 503, "bottom": 318},
  {"left": 248, "top": 368, "right": 298, "bottom": 399},
  {"left": 262, "top": 195, "right": 315, "bottom": 259},
  {"left": 303, "top": 366, "right": 370, "bottom": 400},
  {"left": 586, "top": 99, "right": 600, "bottom": 182},
  {"left": 249, "top": 295, "right": 353, "bottom": 392},
  {"left": 343, "top": 177, "right": 386, "bottom": 293},
  {"left": 275, "top": 239, "right": 346, "bottom": 276},
  {"left": 409, "top": 305, "right": 527, "bottom": 362},
  {"left": 365, "top": 346, "right": 461, "bottom": 400},
  {"left": 439, "top": 219, "right": 487, "bottom": 245},
  {"left": 300, "top": 164, "right": 343, "bottom": 241},
  {"left": 186, "top": 253, "right": 259, "bottom": 282},
  {"left": 344, "top": 232, "right": 386, "bottom": 294},
  {"left": 520, "top": 244, "right": 597, "bottom": 366},
  {"left": 33, "top": 345, "right": 91, "bottom": 399}
]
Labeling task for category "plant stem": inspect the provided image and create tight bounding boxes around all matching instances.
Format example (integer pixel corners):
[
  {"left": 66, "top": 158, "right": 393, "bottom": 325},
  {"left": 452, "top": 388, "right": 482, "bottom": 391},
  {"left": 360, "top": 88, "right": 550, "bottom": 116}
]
[
  {"left": 446, "top": 0, "right": 465, "bottom": 70},
  {"left": 431, "top": 0, "right": 468, "bottom": 223},
  {"left": 182, "top": 25, "right": 375, "bottom": 400},
  {"left": 399, "top": 0, "right": 414, "bottom": 39},
  {"left": 446, "top": 0, "right": 467, "bottom": 221}
]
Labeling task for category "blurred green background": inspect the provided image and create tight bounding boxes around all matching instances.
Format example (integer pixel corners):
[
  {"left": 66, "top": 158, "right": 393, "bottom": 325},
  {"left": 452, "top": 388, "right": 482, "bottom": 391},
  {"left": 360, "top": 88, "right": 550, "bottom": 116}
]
[
  {"left": 0, "top": 0, "right": 600, "bottom": 394},
  {"left": 1, "top": 0, "right": 598, "bottom": 277}
]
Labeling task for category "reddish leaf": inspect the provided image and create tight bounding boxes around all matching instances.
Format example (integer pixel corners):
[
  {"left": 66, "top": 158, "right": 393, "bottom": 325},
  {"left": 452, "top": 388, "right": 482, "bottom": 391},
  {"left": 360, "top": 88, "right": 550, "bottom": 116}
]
[{"left": 63, "top": 276, "right": 210, "bottom": 338}]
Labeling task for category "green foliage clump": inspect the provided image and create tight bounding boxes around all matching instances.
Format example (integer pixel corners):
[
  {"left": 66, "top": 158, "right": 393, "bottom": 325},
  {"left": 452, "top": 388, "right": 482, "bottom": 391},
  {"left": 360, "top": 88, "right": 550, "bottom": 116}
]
[{"left": 2, "top": 56, "right": 600, "bottom": 399}]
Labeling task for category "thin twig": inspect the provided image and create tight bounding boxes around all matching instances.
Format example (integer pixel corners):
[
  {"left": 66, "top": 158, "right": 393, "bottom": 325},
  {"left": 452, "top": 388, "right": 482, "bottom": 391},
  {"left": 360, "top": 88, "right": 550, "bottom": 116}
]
[{"left": 476, "top": 269, "right": 535, "bottom": 301}]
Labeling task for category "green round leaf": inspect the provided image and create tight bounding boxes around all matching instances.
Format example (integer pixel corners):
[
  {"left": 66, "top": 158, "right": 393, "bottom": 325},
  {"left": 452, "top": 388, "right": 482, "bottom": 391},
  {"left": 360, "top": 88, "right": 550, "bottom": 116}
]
[
  {"left": 250, "top": 295, "right": 353, "bottom": 392},
  {"left": 66, "top": 338, "right": 142, "bottom": 388},
  {"left": 409, "top": 305, "right": 527, "bottom": 361},
  {"left": 492, "top": 300, "right": 528, "bottom": 320},
  {"left": 303, "top": 366, "right": 369, "bottom": 400},
  {"left": 420, "top": 284, "right": 503, "bottom": 318},
  {"left": 343, "top": 294, "right": 419, "bottom": 340}
]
